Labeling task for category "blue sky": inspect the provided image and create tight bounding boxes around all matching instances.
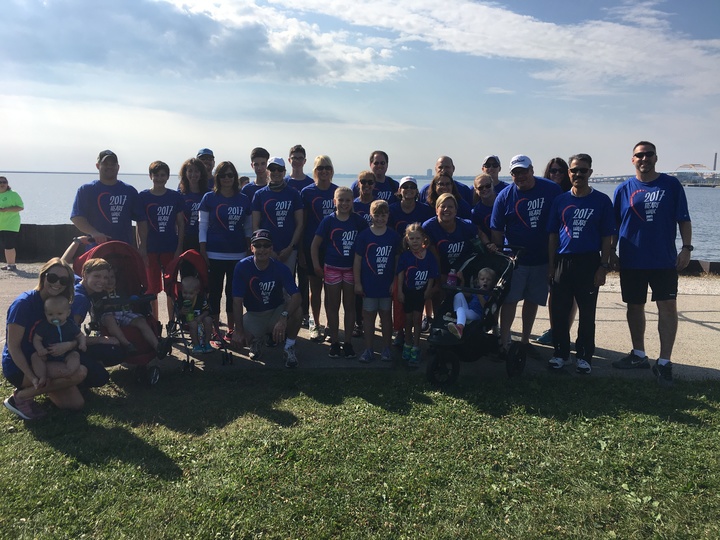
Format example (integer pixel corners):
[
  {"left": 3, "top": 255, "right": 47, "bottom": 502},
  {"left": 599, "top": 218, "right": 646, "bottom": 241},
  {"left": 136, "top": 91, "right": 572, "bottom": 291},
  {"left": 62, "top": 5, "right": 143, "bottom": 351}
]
[{"left": 2, "top": 0, "right": 719, "bottom": 177}]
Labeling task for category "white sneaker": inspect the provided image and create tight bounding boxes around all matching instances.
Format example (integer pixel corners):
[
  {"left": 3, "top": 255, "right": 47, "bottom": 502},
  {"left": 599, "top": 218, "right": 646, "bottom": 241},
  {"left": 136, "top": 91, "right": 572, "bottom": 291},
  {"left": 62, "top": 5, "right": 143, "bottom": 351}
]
[
  {"left": 309, "top": 324, "right": 323, "bottom": 342},
  {"left": 548, "top": 357, "right": 571, "bottom": 370},
  {"left": 284, "top": 346, "right": 298, "bottom": 368},
  {"left": 249, "top": 339, "right": 263, "bottom": 360},
  {"left": 576, "top": 358, "right": 592, "bottom": 374}
]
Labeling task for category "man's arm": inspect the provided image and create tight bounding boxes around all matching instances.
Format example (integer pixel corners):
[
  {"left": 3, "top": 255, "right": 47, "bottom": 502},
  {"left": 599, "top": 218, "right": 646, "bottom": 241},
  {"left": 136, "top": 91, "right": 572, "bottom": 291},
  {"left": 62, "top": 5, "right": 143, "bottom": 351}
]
[
  {"left": 547, "top": 233, "right": 559, "bottom": 282},
  {"left": 71, "top": 216, "right": 110, "bottom": 244},
  {"left": 677, "top": 221, "right": 693, "bottom": 271}
]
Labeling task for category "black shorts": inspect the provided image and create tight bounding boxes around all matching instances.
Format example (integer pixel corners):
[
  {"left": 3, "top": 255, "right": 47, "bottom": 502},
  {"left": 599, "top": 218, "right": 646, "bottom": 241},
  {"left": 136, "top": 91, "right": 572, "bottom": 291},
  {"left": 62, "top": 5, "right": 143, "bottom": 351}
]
[
  {"left": 620, "top": 268, "right": 678, "bottom": 304},
  {"left": 402, "top": 288, "right": 426, "bottom": 313},
  {"left": 0, "top": 230, "right": 19, "bottom": 250},
  {"left": 2, "top": 365, "right": 25, "bottom": 389}
]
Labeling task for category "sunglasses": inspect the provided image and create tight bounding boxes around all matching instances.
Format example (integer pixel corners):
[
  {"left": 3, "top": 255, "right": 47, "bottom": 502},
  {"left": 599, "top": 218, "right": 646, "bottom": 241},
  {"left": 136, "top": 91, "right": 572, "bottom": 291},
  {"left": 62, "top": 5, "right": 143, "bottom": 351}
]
[
  {"left": 45, "top": 273, "right": 71, "bottom": 286},
  {"left": 268, "top": 167, "right": 285, "bottom": 173},
  {"left": 253, "top": 242, "right": 272, "bottom": 249},
  {"left": 633, "top": 151, "right": 655, "bottom": 159},
  {"left": 484, "top": 163, "right": 499, "bottom": 168},
  {"left": 548, "top": 168, "right": 565, "bottom": 174},
  {"left": 569, "top": 167, "right": 590, "bottom": 175},
  {"left": 477, "top": 184, "right": 493, "bottom": 190},
  {"left": 401, "top": 184, "right": 417, "bottom": 189},
  {"left": 219, "top": 172, "right": 235, "bottom": 178},
  {"left": 316, "top": 166, "right": 333, "bottom": 172},
  {"left": 359, "top": 180, "right": 375, "bottom": 185}
]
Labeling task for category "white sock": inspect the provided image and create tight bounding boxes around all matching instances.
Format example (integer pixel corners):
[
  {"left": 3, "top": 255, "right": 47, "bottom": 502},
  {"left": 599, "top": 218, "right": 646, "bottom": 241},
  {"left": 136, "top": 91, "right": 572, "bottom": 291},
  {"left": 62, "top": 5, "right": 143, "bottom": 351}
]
[
  {"left": 633, "top": 349, "right": 647, "bottom": 358},
  {"left": 657, "top": 358, "right": 670, "bottom": 366}
]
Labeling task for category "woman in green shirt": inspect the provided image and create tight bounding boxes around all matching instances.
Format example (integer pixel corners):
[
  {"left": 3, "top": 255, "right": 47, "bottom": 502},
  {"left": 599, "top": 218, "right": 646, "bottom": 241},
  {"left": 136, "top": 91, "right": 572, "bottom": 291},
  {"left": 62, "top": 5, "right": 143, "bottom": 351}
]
[{"left": 0, "top": 176, "right": 24, "bottom": 271}]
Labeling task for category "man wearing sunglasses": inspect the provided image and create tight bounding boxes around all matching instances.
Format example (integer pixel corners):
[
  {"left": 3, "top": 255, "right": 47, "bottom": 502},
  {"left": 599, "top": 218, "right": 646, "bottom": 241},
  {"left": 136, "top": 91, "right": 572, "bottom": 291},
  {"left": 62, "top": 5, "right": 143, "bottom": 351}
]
[
  {"left": 231, "top": 229, "right": 302, "bottom": 368},
  {"left": 481, "top": 155, "right": 510, "bottom": 194},
  {"left": 546, "top": 154, "right": 615, "bottom": 375},
  {"left": 610, "top": 141, "right": 692, "bottom": 387}
]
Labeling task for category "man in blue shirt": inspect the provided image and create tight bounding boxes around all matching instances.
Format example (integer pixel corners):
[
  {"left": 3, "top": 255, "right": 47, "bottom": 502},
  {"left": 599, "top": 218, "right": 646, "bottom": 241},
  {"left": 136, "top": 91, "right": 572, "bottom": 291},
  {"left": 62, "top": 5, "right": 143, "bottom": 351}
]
[{"left": 610, "top": 141, "right": 692, "bottom": 387}]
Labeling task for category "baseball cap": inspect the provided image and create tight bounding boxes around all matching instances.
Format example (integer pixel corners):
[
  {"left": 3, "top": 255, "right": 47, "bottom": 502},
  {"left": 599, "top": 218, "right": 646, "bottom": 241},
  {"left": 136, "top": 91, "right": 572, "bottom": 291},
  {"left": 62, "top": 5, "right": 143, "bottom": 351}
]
[
  {"left": 483, "top": 155, "right": 501, "bottom": 167},
  {"left": 250, "top": 229, "right": 273, "bottom": 245},
  {"left": 97, "top": 150, "right": 117, "bottom": 163},
  {"left": 509, "top": 155, "right": 532, "bottom": 171},
  {"left": 399, "top": 176, "right": 418, "bottom": 189},
  {"left": 197, "top": 148, "right": 214, "bottom": 158},
  {"left": 268, "top": 157, "right": 286, "bottom": 169}
]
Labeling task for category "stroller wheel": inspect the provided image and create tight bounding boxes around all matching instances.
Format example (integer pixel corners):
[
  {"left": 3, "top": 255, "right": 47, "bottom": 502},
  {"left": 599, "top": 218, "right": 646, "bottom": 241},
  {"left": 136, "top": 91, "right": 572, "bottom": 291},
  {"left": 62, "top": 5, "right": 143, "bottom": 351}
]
[
  {"left": 182, "top": 359, "right": 189, "bottom": 373},
  {"left": 505, "top": 342, "right": 527, "bottom": 378},
  {"left": 189, "top": 359, "right": 196, "bottom": 373},
  {"left": 426, "top": 350, "right": 460, "bottom": 386},
  {"left": 147, "top": 366, "right": 161, "bottom": 385}
]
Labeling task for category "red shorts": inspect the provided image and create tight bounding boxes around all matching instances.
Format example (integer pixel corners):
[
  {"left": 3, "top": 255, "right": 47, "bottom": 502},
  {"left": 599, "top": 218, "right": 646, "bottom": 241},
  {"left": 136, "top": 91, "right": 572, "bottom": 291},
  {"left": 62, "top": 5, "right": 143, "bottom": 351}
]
[
  {"left": 146, "top": 252, "right": 175, "bottom": 294},
  {"left": 324, "top": 264, "right": 354, "bottom": 286}
]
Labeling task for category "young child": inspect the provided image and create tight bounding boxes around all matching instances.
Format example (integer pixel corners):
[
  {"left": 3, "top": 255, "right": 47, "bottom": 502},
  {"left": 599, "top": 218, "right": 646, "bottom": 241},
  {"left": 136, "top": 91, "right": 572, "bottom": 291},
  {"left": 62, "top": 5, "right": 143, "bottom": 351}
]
[
  {"left": 353, "top": 200, "right": 400, "bottom": 363},
  {"left": 311, "top": 186, "right": 368, "bottom": 359},
  {"left": 31, "top": 296, "right": 86, "bottom": 388},
  {"left": 98, "top": 266, "right": 168, "bottom": 358},
  {"left": 447, "top": 267, "right": 497, "bottom": 339},
  {"left": 396, "top": 223, "right": 439, "bottom": 367},
  {"left": 179, "top": 275, "right": 214, "bottom": 353}
]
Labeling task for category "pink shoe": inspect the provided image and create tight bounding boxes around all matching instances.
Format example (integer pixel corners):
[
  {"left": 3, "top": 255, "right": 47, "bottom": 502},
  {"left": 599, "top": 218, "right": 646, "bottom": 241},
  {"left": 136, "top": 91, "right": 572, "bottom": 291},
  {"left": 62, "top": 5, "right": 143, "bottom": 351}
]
[{"left": 448, "top": 323, "right": 464, "bottom": 339}]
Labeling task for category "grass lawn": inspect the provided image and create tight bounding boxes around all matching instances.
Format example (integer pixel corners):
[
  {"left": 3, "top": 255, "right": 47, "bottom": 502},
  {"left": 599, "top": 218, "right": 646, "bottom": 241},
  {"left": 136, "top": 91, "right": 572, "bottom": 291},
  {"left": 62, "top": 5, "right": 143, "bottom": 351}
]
[{"left": 1, "top": 366, "right": 719, "bottom": 539}]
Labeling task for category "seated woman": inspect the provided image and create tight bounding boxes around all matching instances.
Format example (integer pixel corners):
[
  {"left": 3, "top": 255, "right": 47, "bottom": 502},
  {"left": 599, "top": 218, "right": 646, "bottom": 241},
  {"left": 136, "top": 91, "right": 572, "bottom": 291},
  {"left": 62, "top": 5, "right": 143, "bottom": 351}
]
[{"left": 2, "top": 258, "right": 89, "bottom": 420}]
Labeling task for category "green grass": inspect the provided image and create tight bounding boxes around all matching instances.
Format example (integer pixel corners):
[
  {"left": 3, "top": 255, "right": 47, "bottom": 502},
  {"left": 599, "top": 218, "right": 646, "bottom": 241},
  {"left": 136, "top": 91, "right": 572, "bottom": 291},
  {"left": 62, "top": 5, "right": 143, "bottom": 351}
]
[{"left": 1, "top": 367, "right": 720, "bottom": 539}]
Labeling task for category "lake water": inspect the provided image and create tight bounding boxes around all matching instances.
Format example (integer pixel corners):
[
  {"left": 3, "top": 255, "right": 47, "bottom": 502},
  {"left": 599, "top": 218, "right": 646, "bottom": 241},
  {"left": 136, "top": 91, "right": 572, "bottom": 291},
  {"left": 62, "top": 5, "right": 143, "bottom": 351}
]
[{"left": 5, "top": 171, "right": 719, "bottom": 261}]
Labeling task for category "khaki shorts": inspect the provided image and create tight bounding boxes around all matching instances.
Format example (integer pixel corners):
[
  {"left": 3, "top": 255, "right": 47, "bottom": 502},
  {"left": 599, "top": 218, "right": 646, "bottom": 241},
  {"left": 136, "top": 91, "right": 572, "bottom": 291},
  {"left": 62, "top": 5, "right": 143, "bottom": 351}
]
[{"left": 243, "top": 304, "right": 285, "bottom": 340}]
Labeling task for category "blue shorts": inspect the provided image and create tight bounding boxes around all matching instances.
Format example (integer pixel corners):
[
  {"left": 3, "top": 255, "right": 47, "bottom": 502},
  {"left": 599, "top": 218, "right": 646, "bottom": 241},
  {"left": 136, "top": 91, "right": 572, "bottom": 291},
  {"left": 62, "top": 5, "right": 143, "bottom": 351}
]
[
  {"left": 505, "top": 264, "right": 549, "bottom": 306},
  {"left": 363, "top": 297, "right": 392, "bottom": 312}
]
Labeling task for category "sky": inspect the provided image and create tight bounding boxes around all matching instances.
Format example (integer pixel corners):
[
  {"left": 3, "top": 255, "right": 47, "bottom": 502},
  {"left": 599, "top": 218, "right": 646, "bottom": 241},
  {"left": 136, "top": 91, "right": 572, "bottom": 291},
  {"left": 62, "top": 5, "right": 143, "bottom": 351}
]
[{"left": 2, "top": 0, "right": 720, "bottom": 177}]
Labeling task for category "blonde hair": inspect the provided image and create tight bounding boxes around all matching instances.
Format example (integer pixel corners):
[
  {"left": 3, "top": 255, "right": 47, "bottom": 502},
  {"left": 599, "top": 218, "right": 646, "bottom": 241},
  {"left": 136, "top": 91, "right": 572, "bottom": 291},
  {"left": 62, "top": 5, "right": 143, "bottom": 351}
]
[
  {"left": 370, "top": 199, "right": 389, "bottom": 215},
  {"left": 402, "top": 222, "right": 429, "bottom": 250}
]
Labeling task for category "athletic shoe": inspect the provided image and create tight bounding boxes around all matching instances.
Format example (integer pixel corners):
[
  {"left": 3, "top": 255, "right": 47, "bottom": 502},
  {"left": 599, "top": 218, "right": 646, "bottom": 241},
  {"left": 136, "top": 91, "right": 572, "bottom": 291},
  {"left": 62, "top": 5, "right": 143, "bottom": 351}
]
[
  {"left": 612, "top": 351, "right": 650, "bottom": 369},
  {"left": 392, "top": 330, "right": 405, "bottom": 348},
  {"left": 447, "top": 323, "right": 464, "bottom": 339},
  {"left": 222, "top": 330, "right": 235, "bottom": 344},
  {"left": 284, "top": 346, "right": 298, "bottom": 368},
  {"left": 3, "top": 392, "right": 45, "bottom": 420},
  {"left": 301, "top": 316, "right": 310, "bottom": 329},
  {"left": 328, "top": 342, "right": 342, "bottom": 358},
  {"left": 652, "top": 360, "right": 673, "bottom": 388},
  {"left": 359, "top": 349, "right": 374, "bottom": 363},
  {"left": 309, "top": 324, "right": 323, "bottom": 342},
  {"left": 420, "top": 316, "right": 432, "bottom": 333},
  {"left": 402, "top": 343, "right": 412, "bottom": 361},
  {"left": 535, "top": 328, "right": 553, "bottom": 345},
  {"left": 192, "top": 344, "right": 204, "bottom": 354},
  {"left": 1, "top": 264, "right": 17, "bottom": 271},
  {"left": 209, "top": 333, "right": 224, "bottom": 347},
  {"left": 343, "top": 342, "right": 356, "bottom": 359},
  {"left": 202, "top": 343, "right": 215, "bottom": 354},
  {"left": 576, "top": 358, "right": 592, "bottom": 374},
  {"left": 548, "top": 357, "right": 572, "bottom": 370},
  {"left": 352, "top": 323, "right": 364, "bottom": 338},
  {"left": 266, "top": 333, "right": 277, "bottom": 348},
  {"left": 249, "top": 339, "right": 263, "bottom": 360},
  {"left": 408, "top": 347, "right": 421, "bottom": 368},
  {"left": 380, "top": 346, "right": 392, "bottom": 363}
]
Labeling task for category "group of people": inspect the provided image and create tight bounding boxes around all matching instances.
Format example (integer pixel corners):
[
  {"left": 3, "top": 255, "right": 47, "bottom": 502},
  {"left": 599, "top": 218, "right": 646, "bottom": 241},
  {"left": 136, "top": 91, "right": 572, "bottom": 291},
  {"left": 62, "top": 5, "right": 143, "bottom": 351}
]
[{"left": 2, "top": 141, "right": 692, "bottom": 420}]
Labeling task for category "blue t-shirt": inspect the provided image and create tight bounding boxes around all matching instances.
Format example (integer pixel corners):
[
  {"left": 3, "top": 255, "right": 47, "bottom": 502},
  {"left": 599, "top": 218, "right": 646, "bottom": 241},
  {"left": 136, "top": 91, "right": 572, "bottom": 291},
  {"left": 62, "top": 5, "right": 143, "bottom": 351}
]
[
  {"left": 241, "top": 182, "right": 266, "bottom": 202},
  {"left": 70, "top": 279, "right": 92, "bottom": 323},
  {"left": 252, "top": 185, "right": 304, "bottom": 251},
  {"left": 199, "top": 191, "right": 252, "bottom": 255},
  {"left": 494, "top": 181, "right": 510, "bottom": 194},
  {"left": 419, "top": 180, "right": 474, "bottom": 206},
  {"left": 613, "top": 173, "right": 691, "bottom": 270},
  {"left": 138, "top": 189, "right": 185, "bottom": 253},
  {"left": 422, "top": 217, "right": 478, "bottom": 275},
  {"left": 354, "top": 227, "right": 400, "bottom": 298},
  {"left": 232, "top": 256, "right": 300, "bottom": 312},
  {"left": 2, "top": 290, "right": 45, "bottom": 380},
  {"left": 353, "top": 198, "right": 374, "bottom": 226},
  {"left": 388, "top": 201, "right": 434, "bottom": 238},
  {"left": 547, "top": 189, "right": 616, "bottom": 255},
  {"left": 396, "top": 250, "right": 440, "bottom": 291},
  {"left": 181, "top": 191, "right": 205, "bottom": 238},
  {"left": 71, "top": 180, "right": 145, "bottom": 245},
  {"left": 351, "top": 176, "right": 399, "bottom": 202},
  {"left": 35, "top": 319, "right": 82, "bottom": 360},
  {"left": 490, "top": 177, "right": 562, "bottom": 265},
  {"left": 315, "top": 213, "right": 368, "bottom": 267},
  {"left": 301, "top": 183, "right": 338, "bottom": 247},
  {"left": 471, "top": 201, "right": 494, "bottom": 240},
  {"left": 285, "top": 174, "right": 314, "bottom": 193}
]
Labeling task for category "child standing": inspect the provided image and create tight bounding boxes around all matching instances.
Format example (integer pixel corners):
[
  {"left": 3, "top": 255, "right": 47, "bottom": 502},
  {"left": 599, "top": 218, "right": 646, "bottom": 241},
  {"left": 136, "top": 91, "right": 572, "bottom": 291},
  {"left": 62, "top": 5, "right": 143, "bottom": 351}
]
[
  {"left": 179, "top": 275, "right": 214, "bottom": 353},
  {"left": 447, "top": 267, "right": 497, "bottom": 339},
  {"left": 396, "top": 223, "right": 439, "bottom": 367},
  {"left": 311, "top": 187, "right": 368, "bottom": 358},
  {"left": 354, "top": 200, "right": 400, "bottom": 363},
  {"left": 31, "top": 296, "right": 86, "bottom": 388}
]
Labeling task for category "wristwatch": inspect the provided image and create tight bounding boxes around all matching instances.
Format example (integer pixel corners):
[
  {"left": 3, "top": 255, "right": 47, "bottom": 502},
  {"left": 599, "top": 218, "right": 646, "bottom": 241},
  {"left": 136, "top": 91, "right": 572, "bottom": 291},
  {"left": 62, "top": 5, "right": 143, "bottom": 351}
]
[
  {"left": 682, "top": 245, "right": 694, "bottom": 252},
  {"left": 281, "top": 310, "right": 289, "bottom": 318}
]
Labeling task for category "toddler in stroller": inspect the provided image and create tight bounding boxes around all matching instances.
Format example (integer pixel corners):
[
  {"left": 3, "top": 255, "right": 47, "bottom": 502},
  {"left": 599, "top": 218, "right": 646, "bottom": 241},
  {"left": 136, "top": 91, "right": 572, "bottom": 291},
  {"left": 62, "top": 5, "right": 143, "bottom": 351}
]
[
  {"left": 178, "top": 275, "right": 214, "bottom": 354},
  {"left": 446, "top": 266, "right": 497, "bottom": 340}
]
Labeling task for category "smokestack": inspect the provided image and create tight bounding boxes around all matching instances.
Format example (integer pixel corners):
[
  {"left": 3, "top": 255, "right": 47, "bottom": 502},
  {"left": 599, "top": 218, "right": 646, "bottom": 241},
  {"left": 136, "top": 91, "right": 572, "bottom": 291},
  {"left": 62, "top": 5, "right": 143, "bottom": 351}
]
[{"left": 714, "top": 152, "right": 717, "bottom": 171}]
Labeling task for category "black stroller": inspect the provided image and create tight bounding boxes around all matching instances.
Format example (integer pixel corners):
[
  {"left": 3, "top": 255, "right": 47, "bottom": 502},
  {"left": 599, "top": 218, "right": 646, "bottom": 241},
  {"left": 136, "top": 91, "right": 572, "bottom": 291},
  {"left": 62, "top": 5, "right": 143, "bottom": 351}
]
[{"left": 426, "top": 243, "right": 525, "bottom": 386}]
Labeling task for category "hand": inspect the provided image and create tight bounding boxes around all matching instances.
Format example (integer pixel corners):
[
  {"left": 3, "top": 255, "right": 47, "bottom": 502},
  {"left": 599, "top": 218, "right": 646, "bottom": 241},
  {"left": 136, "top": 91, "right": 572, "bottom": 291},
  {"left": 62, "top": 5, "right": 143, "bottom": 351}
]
[
  {"left": 609, "top": 253, "right": 620, "bottom": 272},
  {"left": 594, "top": 267, "right": 608, "bottom": 288},
  {"left": 46, "top": 342, "right": 73, "bottom": 356},
  {"left": 78, "top": 341, "right": 87, "bottom": 352},
  {"left": 354, "top": 283, "right": 364, "bottom": 296},
  {"left": 272, "top": 319, "right": 288, "bottom": 344},
  {"left": 314, "top": 265, "right": 324, "bottom": 280},
  {"left": 676, "top": 248, "right": 691, "bottom": 272},
  {"left": 93, "top": 233, "right": 110, "bottom": 244},
  {"left": 485, "top": 242, "right": 498, "bottom": 253}
]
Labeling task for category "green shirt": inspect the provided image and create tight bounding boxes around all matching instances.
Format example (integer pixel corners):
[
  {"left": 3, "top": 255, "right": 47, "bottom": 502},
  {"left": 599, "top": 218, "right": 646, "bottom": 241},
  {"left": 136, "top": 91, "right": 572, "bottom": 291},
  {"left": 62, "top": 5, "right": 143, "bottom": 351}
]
[{"left": 0, "top": 190, "right": 24, "bottom": 232}]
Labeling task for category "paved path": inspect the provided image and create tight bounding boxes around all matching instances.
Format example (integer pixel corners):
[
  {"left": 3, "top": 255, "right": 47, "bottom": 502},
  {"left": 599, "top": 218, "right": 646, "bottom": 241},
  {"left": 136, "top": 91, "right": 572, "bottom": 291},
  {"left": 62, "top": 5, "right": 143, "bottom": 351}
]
[{"left": 2, "top": 264, "right": 719, "bottom": 382}]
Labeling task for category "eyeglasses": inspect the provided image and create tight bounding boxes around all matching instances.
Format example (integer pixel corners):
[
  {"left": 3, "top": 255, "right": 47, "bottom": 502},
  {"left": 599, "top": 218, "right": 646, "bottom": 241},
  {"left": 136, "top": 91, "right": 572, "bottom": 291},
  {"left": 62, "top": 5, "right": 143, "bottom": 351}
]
[
  {"left": 268, "top": 167, "right": 285, "bottom": 173},
  {"left": 436, "top": 182, "right": 452, "bottom": 187},
  {"left": 45, "top": 273, "right": 71, "bottom": 286},
  {"left": 359, "top": 180, "right": 375, "bottom": 185},
  {"left": 477, "top": 184, "right": 493, "bottom": 190},
  {"left": 548, "top": 168, "right": 564, "bottom": 174},
  {"left": 316, "top": 166, "right": 333, "bottom": 172},
  {"left": 253, "top": 242, "right": 272, "bottom": 249},
  {"left": 401, "top": 184, "right": 417, "bottom": 190},
  {"left": 569, "top": 167, "right": 590, "bottom": 175},
  {"left": 484, "top": 163, "right": 499, "bottom": 168},
  {"left": 633, "top": 151, "right": 656, "bottom": 159}
]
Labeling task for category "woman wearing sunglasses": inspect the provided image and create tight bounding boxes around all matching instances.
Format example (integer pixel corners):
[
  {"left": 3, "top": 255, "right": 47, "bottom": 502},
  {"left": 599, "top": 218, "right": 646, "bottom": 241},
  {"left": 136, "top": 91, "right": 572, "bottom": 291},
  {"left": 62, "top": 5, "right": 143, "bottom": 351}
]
[
  {"left": 470, "top": 173, "right": 499, "bottom": 252},
  {"left": 3, "top": 258, "right": 89, "bottom": 420}
]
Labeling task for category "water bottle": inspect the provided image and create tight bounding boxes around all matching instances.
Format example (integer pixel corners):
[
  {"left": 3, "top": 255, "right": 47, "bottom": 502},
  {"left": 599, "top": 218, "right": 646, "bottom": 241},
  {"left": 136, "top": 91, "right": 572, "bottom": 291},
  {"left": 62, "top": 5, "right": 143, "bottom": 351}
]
[
  {"left": 183, "top": 299, "right": 194, "bottom": 321},
  {"left": 447, "top": 269, "right": 457, "bottom": 287}
]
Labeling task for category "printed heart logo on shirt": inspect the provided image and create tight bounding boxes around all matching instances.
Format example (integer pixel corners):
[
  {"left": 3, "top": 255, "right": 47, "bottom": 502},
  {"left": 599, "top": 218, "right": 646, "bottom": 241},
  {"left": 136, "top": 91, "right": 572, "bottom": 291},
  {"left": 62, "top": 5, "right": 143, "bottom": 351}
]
[
  {"left": 146, "top": 203, "right": 160, "bottom": 232},
  {"left": 363, "top": 242, "right": 380, "bottom": 275},
  {"left": 629, "top": 189, "right": 647, "bottom": 222},
  {"left": 262, "top": 199, "right": 279, "bottom": 229},
  {"left": 248, "top": 276, "right": 263, "bottom": 302},
  {"left": 330, "top": 227, "right": 345, "bottom": 256},
  {"left": 96, "top": 191, "right": 112, "bottom": 223},
  {"left": 215, "top": 204, "right": 230, "bottom": 230},
  {"left": 560, "top": 204, "right": 578, "bottom": 238},
  {"left": 514, "top": 198, "right": 530, "bottom": 229}
]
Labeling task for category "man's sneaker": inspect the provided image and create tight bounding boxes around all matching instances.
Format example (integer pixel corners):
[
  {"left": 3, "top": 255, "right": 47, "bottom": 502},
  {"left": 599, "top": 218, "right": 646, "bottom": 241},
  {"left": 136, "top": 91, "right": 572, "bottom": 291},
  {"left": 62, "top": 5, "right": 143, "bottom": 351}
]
[
  {"left": 612, "top": 351, "right": 650, "bottom": 370},
  {"left": 192, "top": 344, "right": 204, "bottom": 354},
  {"left": 249, "top": 339, "right": 263, "bottom": 360},
  {"left": 266, "top": 333, "right": 277, "bottom": 348},
  {"left": 447, "top": 323, "right": 464, "bottom": 339},
  {"left": 1, "top": 264, "right": 17, "bottom": 271},
  {"left": 284, "top": 346, "right": 298, "bottom": 368},
  {"left": 402, "top": 343, "right": 412, "bottom": 361},
  {"left": 421, "top": 316, "right": 432, "bottom": 333},
  {"left": 535, "top": 328, "right": 553, "bottom": 345},
  {"left": 652, "top": 360, "right": 674, "bottom": 387},
  {"left": 392, "top": 330, "right": 405, "bottom": 348},
  {"left": 359, "top": 349, "right": 374, "bottom": 363},
  {"left": 576, "top": 358, "right": 592, "bottom": 374},
  {"left": 352, "top": 323, "right": 364, "bottom": 338},
  {"left": 343, "top": 342, "right": 356, "bottom": 359},
  {"left": 548, "top": 357, "right": 572, "bottom": 370},
  {"left": 408, "top": 346, "right": 420, "bottom": 368},
  {"left": 380, "top": 346, "right": 392, "bottom": 363},
  {"left": 309, "top": 324, "right": 323, "bottom": 342},
  {"left": 3, "top": 392, "right": 45, "bottom": 420},
  {"left": 328, "top": 342, "right": 342, "bottom": 358}
]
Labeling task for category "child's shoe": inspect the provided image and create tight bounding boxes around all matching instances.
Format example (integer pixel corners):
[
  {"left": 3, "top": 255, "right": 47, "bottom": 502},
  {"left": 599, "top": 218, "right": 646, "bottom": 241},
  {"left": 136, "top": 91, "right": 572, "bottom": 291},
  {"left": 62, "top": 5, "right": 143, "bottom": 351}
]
[
  {"left": 380, "top": 346, "right": 393, "bottom": 363},
  {"left": 408, "top": 346, "right": 421, "bottom": 368},
  {"left": 447, "top": 323, "right": 464, "bottom": 339},
  {"left": 192, "top": 344, "right": 204, "bottom": 354},
  {"left": 402, "top": 343, "right": 413, "bottom": 361},
  {"left": 359, "top": 349, "right": 374, "bottom": 363}
]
